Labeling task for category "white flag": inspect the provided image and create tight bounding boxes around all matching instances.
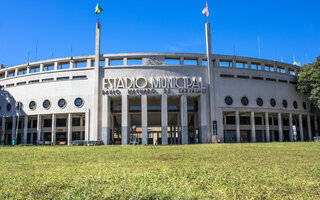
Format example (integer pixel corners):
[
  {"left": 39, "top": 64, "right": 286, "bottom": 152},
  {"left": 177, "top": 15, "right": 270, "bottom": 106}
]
[{"left": 202, "top": 3, "right": 209, "bottom": 17}]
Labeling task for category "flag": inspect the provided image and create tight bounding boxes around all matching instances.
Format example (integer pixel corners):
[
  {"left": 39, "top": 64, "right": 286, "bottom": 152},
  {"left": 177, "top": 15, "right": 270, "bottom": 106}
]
[
  {"left": 202, "top": 3, "right": 209, "bottom": 17},
  {"left": 95, "top": 3, "right": 103, "bottom": 14}
]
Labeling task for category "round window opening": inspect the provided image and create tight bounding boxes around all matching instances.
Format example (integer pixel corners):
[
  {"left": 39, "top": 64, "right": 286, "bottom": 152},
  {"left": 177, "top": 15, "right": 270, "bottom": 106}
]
[
  {"left": 29, "top": 101, "right": 37, "bottom": 110},
  {"left": 74, "top": 97, "right": 84, "bottom": 107},
  {"left": 58, "top": 99, "right": 67, "bottom": 108},
  {"left": 293, "top": 101, "right": 298, "bottom": 109},
  {"left": 303, "top": 102, "right": 307, "bottom": 110},
  {"left": 6, "top": 103, "right": 11, "bottom": 112},
  {"left": 43, "top": 100, "right": 51, "bottom": 109},
  {"left": 282, "top": 100, "right": 288, "bottom": 108},
  {"left": 225, "top": 96, "right": 233, "bottom": 106},
  {"left": 241, "top": 97, "right": 249, "bottom": 106},
  {"left": 270, "top": 98, "right": 276, "bottom": 107},
  {"left": 256, "top": 98, "right": 263, "bottom": 107}
]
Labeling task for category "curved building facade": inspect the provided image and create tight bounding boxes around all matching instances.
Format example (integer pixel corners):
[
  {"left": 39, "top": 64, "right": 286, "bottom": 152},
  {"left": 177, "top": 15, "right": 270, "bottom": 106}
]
[{"left": 0, "top": 52, "right": 319, "bottom": 145}]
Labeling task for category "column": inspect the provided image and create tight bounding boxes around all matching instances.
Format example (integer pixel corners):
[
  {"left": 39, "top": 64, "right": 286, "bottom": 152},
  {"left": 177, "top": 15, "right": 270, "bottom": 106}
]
[
  {"left": 37, "top": 115, "right": 41, "bottom": 145},
  {"left": 70, "top": 60, "right": 74, "bottom": 69},
  {"left": 1, "top": 117, "right": 5, "bottom": 145},
  {"left": 51, "top": 114, "right": 56, "bottom": 145},
  {"left": 299, "top": 114, "right": 304, "bottom": 141},
  {"left": 161, "top": 94, "right": 168, "bottom": 145},
  {"left": 235, "top": 111, "right": 240, "bottom": 143},
  {"left": 307, "top": 115, "right": 312, "bottom": 141},
  {"left": 141, "top": 95, "right": 148, "bottom": 145},
  {"left": 121, "top": 95, "right": 129, "bottom": 145},
  {"left": 87, "top": 59, "right": 92, "bottom": 68},
  {"left": 199, "top": 93, "right": 207, "bottom": 143},
  {"left": 278, "top": 113, "right": 283, "bottom": 142},
  {"left": 180, "top": 94, "right": 188, "bottom": 144},
  {"left": 40, "top": 64, "right": 44, "bottom": 72},
  {"left": 102, "top": 95, "right": 111, "bottom": 145},
  {"left": 54, "top": 62, "right": 58, "bottom": 70},
  {"left": 289, "top": 113, "right": 294, "bottom": 142},
  {"left": 67, "top": 113, "right": 72, "bottom": 145},
  {"left": 315, "top": 116, "right": 319, "bottom": 137},
  {"left": 265, "top": 112, "right": 270, "bottom": 142},
  {"left": 85, "top": 109, "right": 90, "bottom": 141},
  {"left": 23, "top": 115, "right": 28, "bottom": 144},
  {"left": 12, "top": 116, "right": 16, "bottom": 144},
  {"left": 250, "top": 112, "right": 256, "bottom": 142},
  {"left": 218, "top": 109, "right": 224, "bottom": 143}
]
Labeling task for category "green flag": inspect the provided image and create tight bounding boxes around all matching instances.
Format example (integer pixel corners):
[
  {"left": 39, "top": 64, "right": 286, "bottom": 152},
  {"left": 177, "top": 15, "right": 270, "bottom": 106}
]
[{"left": 95, "top": 3, "right": 103, "bottom": 14}]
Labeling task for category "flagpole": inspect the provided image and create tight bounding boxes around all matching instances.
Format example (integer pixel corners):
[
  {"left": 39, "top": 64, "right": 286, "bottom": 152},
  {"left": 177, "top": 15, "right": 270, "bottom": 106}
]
[{"left": 206, "top": 0, "right": 209, "bottom": 23}]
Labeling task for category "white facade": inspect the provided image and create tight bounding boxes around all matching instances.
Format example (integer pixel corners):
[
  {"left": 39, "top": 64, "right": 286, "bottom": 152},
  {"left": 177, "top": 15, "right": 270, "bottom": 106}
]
[{"left": 0, "top": 53, "right": 318, "bottom": 145}]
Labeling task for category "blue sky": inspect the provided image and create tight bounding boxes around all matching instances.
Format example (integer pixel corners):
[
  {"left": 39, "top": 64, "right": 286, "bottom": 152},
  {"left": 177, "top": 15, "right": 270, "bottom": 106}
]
[{"left": 0, "top": 0, "right": 319, "bottom": 67}]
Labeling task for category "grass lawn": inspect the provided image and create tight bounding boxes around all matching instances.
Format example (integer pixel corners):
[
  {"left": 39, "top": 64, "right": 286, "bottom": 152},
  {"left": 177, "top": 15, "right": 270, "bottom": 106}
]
[{"left": 0, "top": 143, "right": 320, "bottom": 199}]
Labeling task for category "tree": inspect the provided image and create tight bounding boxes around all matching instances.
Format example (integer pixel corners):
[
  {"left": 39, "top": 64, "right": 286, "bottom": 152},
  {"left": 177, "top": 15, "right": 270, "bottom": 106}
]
[{"left": 297, "top": 56, "right": 320, "bottom": 111}]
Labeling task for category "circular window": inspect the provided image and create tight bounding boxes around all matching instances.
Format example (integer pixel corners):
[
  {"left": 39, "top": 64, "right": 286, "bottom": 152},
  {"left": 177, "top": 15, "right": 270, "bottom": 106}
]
[
  {"left": 43, "top": 100, "right": 51, "bottom": 109},
  {"left": 225, "top": 96, "right": 233, "bottom": 106},
  {"left": 303, "top": 102, "right": 307, "bottom": 110},
  {"left": 270, "top": 98, "right": 276, "bottom": 107},
  {"left": 241, "top": 97, "right": 249, "bottom": 106},
  {"left": 6, "top": 103, "right": 11, "bottom": 112},
  {"left": 282, "top": 100, "right": 288, "bottom": 108},
  {"left": 293, "top": 101, "right": 298, "bottom": 109},
  {"left": 256, "top": 98, "right": 263, "bottom": 107},
  {"left": 29, "top": 101, "right": 37, "bottom": 110},
  {"left": 15, "top": 102, "right": 23, "bottom": 110},
  {"left": 58, "top": 99, "right": 67, "bottom": 108},
  {"left": 74, "top": 97, "right": 84, "bottom": 107}
]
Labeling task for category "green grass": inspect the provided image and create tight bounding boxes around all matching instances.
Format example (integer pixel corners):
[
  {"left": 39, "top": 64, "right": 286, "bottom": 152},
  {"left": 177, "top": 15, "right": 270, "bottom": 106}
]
[{"left": 0, "top": 143, "right": 320, "bottom": 200}]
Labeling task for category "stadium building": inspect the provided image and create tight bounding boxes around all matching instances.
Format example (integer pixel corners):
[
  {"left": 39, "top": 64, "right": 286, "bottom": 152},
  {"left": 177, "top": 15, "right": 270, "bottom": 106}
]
[{"left": 0, "top": 22, "right": 319, "bottom": 146}]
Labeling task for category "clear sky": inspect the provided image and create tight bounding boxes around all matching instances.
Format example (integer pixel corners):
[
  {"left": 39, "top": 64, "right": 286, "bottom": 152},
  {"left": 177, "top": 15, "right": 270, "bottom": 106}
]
[{"left": 0, "top": 0, "right": 319, "bottom": 67}]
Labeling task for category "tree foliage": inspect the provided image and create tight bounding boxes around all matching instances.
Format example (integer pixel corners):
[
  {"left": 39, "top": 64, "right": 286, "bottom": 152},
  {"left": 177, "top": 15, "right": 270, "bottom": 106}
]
[{"left": 297, "top": 56, "right": 320, "bottom": 111}]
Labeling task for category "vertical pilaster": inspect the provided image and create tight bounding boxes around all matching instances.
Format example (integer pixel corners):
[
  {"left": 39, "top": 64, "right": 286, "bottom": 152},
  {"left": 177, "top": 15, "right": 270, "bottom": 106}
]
[
  {"left": 40, "top": 64, "right": 44, "bottom": 72},
  {"left": 265, "top": 112, "right": 270, "bottom": 142},
  {"left": 251, "top": 112, "right": 256, "bottom": 143},
  {"left": 121, "top": 95, "right": 129, "bottom": 145},
  {"left": 161, "top": 94, "right": 168, "bottom": 145},
  {"left": 235, "top": 111, "right": 240, "bottom": 143},
  {"left": 85, "top": 109, "right": 90, "bottom": 141},
  {"left": 51, "top": 114, "right": 56, "bottom": 145},
  {"left": 199, "top": 93, "right": 207, "bottom": 143},
  {"left": 67, "top": 113, "right": 72, "bottom": 145},
  {"left": 218, "top": 109, "right": 224, "bottom": 143},
  {"left": 1, "top": 117, "right": 5, "bottom": 145},
  {"left": 141, "top": 95, "right": 148, "bottom": 145},
  {"left": 37, "top": 115, "right": 41, "bottom": 145},
  {"left": 278, "top": 113, "right": 283, "bottom": 142},
  {"left": 289, "top": 113, "right": 294, "bottom": 142},
  {"left": 12, "top": 116, "right": 16, "bottom": 143},
  {"left": 299, "top": 114, "right": 304, "bottom": 141},
  {"left": 23, "top": 116, "right": 28, "bottom": 144},
  {"left": 102, "top": 95, "right": 111, "bottom": 145},
  {"left": 307, "top": 115, "right": 312, "bottom": 141},
  {"left": 180, "top": 94, "right": 188, "bottom": 144}
]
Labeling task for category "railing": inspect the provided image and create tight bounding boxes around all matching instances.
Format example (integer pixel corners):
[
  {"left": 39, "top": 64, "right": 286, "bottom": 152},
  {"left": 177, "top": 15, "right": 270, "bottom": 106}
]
[{"left": 0, "top": 53, "right": 299, "bottom": 80}]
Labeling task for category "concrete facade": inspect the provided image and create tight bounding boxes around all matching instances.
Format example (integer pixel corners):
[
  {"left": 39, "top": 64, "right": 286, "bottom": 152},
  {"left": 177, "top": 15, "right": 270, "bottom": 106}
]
[{"left": 0, "top": 52, "right": 319, "bottom": 145}]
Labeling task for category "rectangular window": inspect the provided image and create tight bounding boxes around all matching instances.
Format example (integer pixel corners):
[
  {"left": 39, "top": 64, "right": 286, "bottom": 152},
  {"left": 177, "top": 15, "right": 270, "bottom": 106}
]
[
  {"left": 236, "top": 62, "right": 247, "bottom": 69},
  {"left": 220, "top": 61, "right": 232, "bottom": 68},
  {"left": 269, "top": 117, "right": 273, "bottom": 126},
  {"left": 32, "top": 120, "right": 37, "bottom": 128},
  {"left": 72, "top": 118, "right": 81, "bottom": 126},
  {"left": 220, "top": 74, "right": 234, "bottom": 78},
  {"left": 72, "top": 75, "right": 87, "bottom": 79},
  {"left": 266, "top": 78, "right": 276, "bottom": 82},
  {"left": 42, "top": 78, "right": 54, "bottom": 82},
  {"left": 29, "top": 80, "right": 40, "bottom": 84},
  {"left": 43, "top": 119, "right": 52, "bottom": 127},
  {"left": 237, "top": 75, "right": 250, "bottom": 79},
  {"left": 74, "top": 62, "right": 87, "bottom": 68},
  {"left": 17, "top": 81, "right": 27, "bottom": 86},
  {"left": 56, "top": 76, "right": 69, "bottom": 81},
  {"left": 165, "top": 59, "right": 180, "bottom": 65},
  {"left": 252, "top": 76, "right": 264, "bottom": 80},
  {"left": 56, "top": 118, "right": 67, "bottom": 127},
  {"left": 226, "top": 116, "right": 235, "bottom": 125},
  {"left": 255, "top": 117, "right": 262, "bottom": 125},
  {"left": 240, "top": 117, "right": 250, "bottom": 125}
]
